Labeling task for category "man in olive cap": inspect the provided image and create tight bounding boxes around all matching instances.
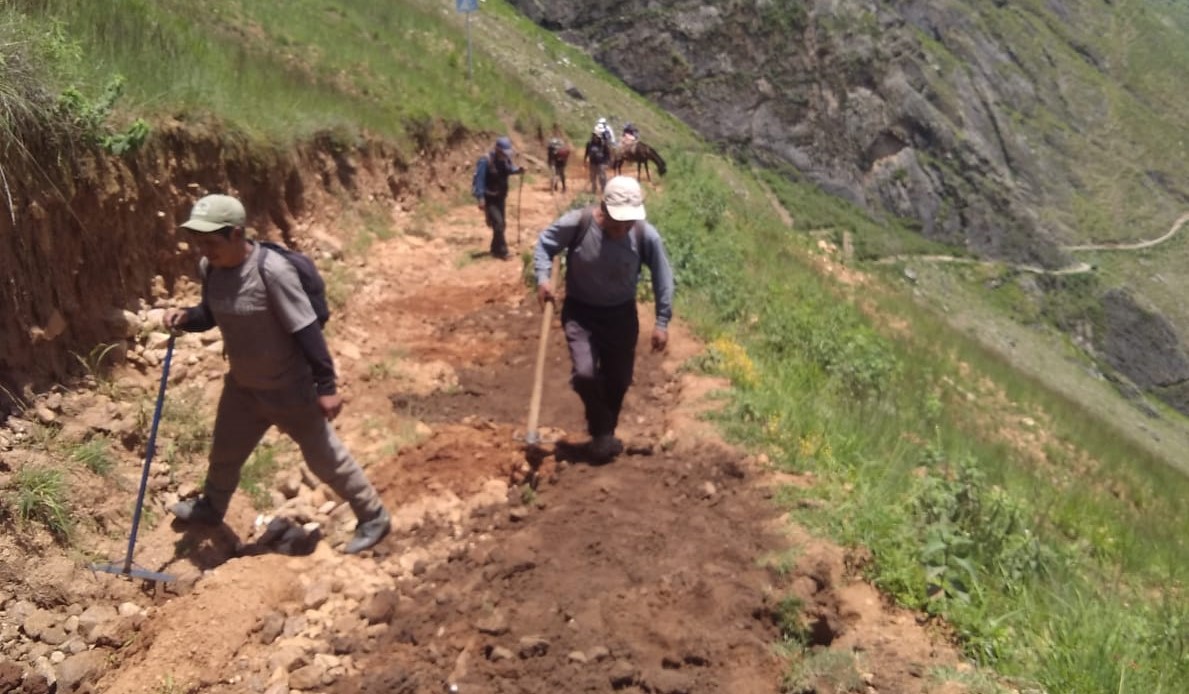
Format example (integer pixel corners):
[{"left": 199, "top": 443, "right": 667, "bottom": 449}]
[
  {"left": 471, "top": 136, "right": 525, "bottom": 259},
  {"left": 163, "top": 194, "right": 391, "bottom": 554},
  {"left": 532, "top": 176, "right": 675, "bottom": 462}
]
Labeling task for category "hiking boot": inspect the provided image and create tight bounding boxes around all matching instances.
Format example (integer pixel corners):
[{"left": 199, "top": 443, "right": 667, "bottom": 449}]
[
  {"left": 170, "top": 496, "right": 223, "bottom": 526},
  {"left": 589, "top": 434, "right": 624, "bottom": 463},
  {"left": 343, "top": 507, "right": 391, "bottom": 555}
]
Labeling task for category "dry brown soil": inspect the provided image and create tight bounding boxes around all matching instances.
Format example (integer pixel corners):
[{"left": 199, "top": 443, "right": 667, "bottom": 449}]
[{"left": 2, "top": 143, "right": 966, "bottom": 694}]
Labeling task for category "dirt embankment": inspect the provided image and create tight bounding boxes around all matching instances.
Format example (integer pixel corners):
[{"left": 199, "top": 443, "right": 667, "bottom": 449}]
[{"left": 0, "top": 122, "right": 436, "bottom": 400}]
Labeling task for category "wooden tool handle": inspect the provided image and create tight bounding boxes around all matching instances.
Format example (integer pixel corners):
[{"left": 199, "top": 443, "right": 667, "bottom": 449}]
[{"left": 525, "top": 257, "right": 560, "bottom": 443}]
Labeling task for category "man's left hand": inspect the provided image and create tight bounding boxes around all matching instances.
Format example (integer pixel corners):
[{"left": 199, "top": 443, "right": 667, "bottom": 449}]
[
  {"left": 318, "top": 393, "right": 344, "bottom": 421},
  {"left": 651, "top": 328, "right": 669, "bottom": 353}
]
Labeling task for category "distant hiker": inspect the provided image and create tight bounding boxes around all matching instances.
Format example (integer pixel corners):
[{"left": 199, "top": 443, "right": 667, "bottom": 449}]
[
  {"left": 546, "top": 138, "right": 571, "bottom": 193},
  {"left": 621, "top": 122, "right": 639, "bottom": 147},
  {"left": 584, "top": 129, "right": 611, "bottom": 194},
  {"left": 163, "top": 194, "right": 391, "bottom": 555},
  {"left": 594, "top": 116, "right": 616, "bottom": 148},
  {"left": 532, "top": 176, "right": 675, "bottom": 463},
  {"left": 619, "top": 122, "right": 640, "bottom": 160},
  {"left": 471, "top": 136, "right": 525, "bottom": 259}
]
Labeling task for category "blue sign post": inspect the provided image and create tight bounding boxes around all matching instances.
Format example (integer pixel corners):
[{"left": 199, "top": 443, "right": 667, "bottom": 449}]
[{"left": 457, "top": 0, "right": 478, "bottom": 80}]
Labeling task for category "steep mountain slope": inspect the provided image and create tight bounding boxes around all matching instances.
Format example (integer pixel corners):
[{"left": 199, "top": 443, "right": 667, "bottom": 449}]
[{"left": 508, "top": 0, "right": 1189, "bottom": 415}]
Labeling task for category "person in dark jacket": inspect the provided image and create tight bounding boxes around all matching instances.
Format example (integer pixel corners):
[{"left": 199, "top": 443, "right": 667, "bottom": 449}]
[
  {"left": 471, "top": 136, "right": 525, "bottom": 259},
  {"left": 583, "top": 129, "right": 610, "bottom": 194}
]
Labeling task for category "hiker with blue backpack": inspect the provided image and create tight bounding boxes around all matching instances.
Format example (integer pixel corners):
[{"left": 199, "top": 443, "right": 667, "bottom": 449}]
[
  {"left": 163, "top": 194, "right": 391, "bottom": 554},
  {"left": 532, "top": 176, "right": 675, "bottom": 463},
  {"left": 472, "top": 136, "right": 525, "bottom": 259}
]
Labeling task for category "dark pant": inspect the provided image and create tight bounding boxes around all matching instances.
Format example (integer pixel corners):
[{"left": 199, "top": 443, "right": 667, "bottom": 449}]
[
  {"left": 551, "top": 161, "right": 567, "bottom": 192},
  {"left": 562, "top": 299, "right": 639, "bottom": 438},
  {"left": 484, "top": 195, "right": 508, "bottom": 257}
]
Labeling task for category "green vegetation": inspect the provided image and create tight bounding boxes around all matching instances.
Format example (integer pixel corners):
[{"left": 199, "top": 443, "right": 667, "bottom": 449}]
[
  {"left": 656, "top": 157, "right": 1189, "bottom": 692},
  {"left": 761, "top": 0, "right": 810, "bottom": 34},
  {"left": 6, "top": 466, "right": 73, "bottom": 541},
  {"left": 160, "top": 385, "right": 209, "bottom": 467},
  {"left": 5, "top": 0, "right": 550, "bottom": 146},
  {"left": 71, "top": 436, "right": 115, "bottom": 476},
  {"left": 71, "top": 342, "right": 123, "bottom": 395},
  {"left": 782, "top": 650, "right": 865, "bottom": 694},
  {"left": 756, "top": 167, "right": 961, "bottom": 261},
  {"left": 239, "top": 444, "right": 282, "bottom": 509}
]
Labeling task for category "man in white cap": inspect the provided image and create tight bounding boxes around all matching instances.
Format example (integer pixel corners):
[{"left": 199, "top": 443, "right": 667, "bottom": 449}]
[
  {"left": 471, "top": 136, "right": 525, "bottom": 259},
  {"left": 595, "top": 117, "right": 616, "bottom": 147},
  {"left": 163, "top": 194, "right": 391, "bottom": 554},
  {"left": 532, "top": 176, "right": 675, "bottom": 462}
]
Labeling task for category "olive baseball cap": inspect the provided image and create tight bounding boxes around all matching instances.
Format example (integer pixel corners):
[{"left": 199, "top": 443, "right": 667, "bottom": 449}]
[
  {"left": 603, "top": 176, "right": 646, "bottom": 221},
  {"left": 180, "top": 194, "right": 246, "bottom": 232}
]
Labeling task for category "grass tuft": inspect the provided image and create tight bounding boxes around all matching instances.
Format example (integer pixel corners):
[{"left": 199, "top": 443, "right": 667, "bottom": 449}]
[
  {"left": 9, "top": 466, "right": 73, "bottom": 541},
  {"left": 71, "top": 436, "right": 115, "bottom": 476}
]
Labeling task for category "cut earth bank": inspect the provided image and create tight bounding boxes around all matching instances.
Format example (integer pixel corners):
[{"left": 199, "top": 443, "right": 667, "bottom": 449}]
[{"left": 1, "top": 133, "right": 968, "bottom": 694}]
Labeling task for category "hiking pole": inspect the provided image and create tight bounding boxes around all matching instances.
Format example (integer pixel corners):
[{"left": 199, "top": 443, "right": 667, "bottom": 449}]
[
  {"left": 516, "top": 172, "right": 524, "bottom": 247},
  {"left": 92, "top": 334, "right": 176, "bottom": 584},
  {"left": 525, "top": 256, "right": 560, "bottom": 446}
]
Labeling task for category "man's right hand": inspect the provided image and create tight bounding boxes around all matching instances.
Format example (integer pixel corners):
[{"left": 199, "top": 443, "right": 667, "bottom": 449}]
[
  {"left": 537, "top": 282, "right": 555, "bottom": 307},
  {"left": 477, "top": 201, "right": 485, "bottom": 212},
  {"left": 163, "top": 309, "right": 188, "bottom": 330}
]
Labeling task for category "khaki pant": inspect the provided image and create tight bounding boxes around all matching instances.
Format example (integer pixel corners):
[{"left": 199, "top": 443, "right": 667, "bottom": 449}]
[{"left": 203, "top": 375, "right": 383, "bottom": 521}]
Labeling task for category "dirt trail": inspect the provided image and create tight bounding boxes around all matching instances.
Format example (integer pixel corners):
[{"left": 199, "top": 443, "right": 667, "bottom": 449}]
[
  {"left": 873, "top": 209, "right": 1189, "bottom": 278},
  {"left": 1, "top": 143, "right": 967, "bottom": 694},
  {"left": 1064, "top": 210, "right": 1189, "bottom": 252}
]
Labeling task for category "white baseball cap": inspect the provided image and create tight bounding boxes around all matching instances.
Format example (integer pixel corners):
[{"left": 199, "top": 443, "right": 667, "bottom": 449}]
[{"left": 603, "top": 176, "right": 646, "bottom": 221}]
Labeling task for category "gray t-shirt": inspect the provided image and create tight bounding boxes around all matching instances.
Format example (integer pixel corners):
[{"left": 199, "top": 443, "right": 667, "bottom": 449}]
[
  {"left": 203, "top": 243, "right": 318, "bottom": 390},
  {"left": 532, "top": 208, "right": 675, "bottom": 329}
]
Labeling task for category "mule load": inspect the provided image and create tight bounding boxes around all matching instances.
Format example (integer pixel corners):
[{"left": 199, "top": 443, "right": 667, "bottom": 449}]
[{"left": 547, "top": 138, "right": 571, "bottom": 193}]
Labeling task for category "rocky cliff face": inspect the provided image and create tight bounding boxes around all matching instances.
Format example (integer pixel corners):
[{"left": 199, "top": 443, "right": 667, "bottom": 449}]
[{"left": 510, "top": 0, "right": 1189, "bottom": 269}]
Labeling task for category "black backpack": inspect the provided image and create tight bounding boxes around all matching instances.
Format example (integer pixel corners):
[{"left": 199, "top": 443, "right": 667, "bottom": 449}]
[
  {"left": 588, "top": 135, "right": 608, "bottom": 163},
  {"left": 200, "top": 241, "right": 331, "bottom": 327},
  {"left": 256, "top": 242, "right": 331, "bottom": 327}
]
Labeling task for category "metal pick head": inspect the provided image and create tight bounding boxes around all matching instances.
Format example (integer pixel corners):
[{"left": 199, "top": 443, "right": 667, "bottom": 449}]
[
  {"left": 524, "top": 430, "right": 540, "bottom": 446},
  {"left": 91, "top": 561, "right": 176, "bottom": 584}
]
